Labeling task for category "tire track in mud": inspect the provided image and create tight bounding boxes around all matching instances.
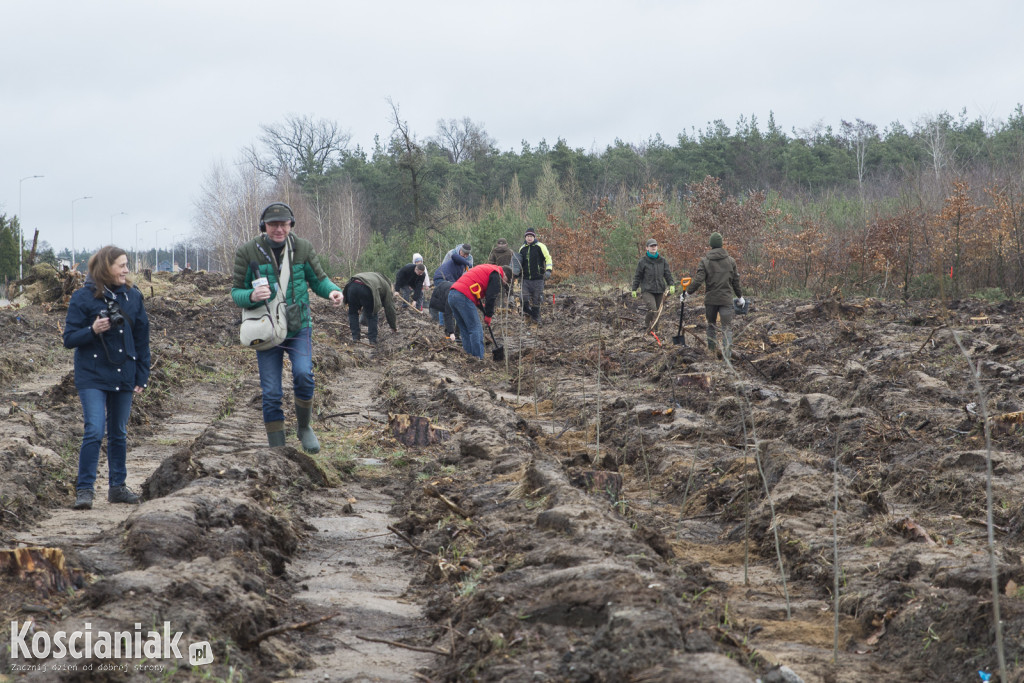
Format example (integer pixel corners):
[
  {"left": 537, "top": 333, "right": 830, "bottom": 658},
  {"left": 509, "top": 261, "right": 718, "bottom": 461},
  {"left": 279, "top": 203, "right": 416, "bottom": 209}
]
[{"left": 283, "top": 369, "right": 436, "bottom": 682}]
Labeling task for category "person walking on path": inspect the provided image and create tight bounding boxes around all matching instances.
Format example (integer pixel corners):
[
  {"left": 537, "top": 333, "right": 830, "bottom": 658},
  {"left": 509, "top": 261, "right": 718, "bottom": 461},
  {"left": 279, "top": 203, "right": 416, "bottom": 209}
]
[
  {"left": 342, "top": 272, "right": 397, "bottom": 345},
  {"left": 447, "top": 264, "right": 508, "bottom": 359},
  {"left": 63, "top": 246, "right": 151, "bottom": 510},
  {"left": 230, "top": 202, "right": 343, "bottom": 454},
  {"left": 684, "top": 231, "right": 744, "bottom": 359},
  {"left": 517, "top": 228, "right": 552, "bottom": 323},
  {"left": 631, "top": 238, "right": 675, "bottom": 333},
  {"left": 394, "top": 261, "right": 426, "bottom": 310}
]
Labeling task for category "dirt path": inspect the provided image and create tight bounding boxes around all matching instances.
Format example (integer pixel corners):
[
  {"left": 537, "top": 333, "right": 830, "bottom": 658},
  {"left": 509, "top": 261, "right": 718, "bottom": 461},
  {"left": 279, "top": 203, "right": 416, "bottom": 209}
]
[
  {"left": 8, "top": 366, "right": 237, "bottom": 560},
  {"left": 274, "top": 367, "right": 435, "bottom": 682}
]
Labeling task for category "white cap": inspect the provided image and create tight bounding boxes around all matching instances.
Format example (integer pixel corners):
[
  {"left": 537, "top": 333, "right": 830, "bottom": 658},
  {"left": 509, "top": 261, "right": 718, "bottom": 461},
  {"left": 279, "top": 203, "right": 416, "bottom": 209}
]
[{"left": 413, "top": 253, "right": 424, "bottom": 263}]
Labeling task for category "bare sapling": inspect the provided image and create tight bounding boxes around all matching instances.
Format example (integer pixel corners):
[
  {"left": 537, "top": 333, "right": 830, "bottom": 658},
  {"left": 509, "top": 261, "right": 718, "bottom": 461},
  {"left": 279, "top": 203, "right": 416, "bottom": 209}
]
[
  {"left": 952, "top": 331, "right": 1006, "bottom": 682},
  {"left": 832, "top": 431, "right": 841, "bottom": 665},
  {"left": 595, "top": 334, "right": 601, "bottom": 462},
  {"left": 723, "top": 332, "right": 791, "bottom": 619}
]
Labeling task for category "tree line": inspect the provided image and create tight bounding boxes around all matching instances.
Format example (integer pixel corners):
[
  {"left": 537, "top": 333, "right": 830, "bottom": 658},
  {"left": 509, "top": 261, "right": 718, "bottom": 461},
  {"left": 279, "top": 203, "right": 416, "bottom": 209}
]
[{"left": 193, "top": 104, "right": 1024, "bottom": 298}]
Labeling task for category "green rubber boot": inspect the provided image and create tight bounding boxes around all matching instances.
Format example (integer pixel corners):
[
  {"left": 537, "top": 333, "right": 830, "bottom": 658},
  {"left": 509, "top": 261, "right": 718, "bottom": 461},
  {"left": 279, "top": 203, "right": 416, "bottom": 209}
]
[
  {"left": 266, "top": 420, "right": 286, "bottom": 447},
  {"left": 295, "top": 398, "right": 321, "bottom": 454}
]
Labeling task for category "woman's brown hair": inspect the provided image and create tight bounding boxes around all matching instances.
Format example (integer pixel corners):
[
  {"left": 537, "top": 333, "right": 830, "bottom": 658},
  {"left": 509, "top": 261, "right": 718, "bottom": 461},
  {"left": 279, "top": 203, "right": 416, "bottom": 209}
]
[{"left": 87, "top": 246, "right": 130, "bottom": 298}]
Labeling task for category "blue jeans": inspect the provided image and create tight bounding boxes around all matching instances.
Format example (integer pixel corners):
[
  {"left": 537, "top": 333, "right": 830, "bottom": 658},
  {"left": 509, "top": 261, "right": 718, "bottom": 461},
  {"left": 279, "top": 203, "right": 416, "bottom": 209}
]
[
  {"left": 448, "top": 289, "right": 484, "bottom": 359},
  {"left": 256, "top": 327, "right": 314, "bottom": 423},
  {"left": 77, "top": 388, "right": 135, "bottom": 490}
]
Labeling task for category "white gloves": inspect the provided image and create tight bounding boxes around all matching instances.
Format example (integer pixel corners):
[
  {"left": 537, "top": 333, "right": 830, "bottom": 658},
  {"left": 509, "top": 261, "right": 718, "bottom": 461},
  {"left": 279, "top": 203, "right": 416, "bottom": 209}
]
[{"left": 737, "top": 297, "right": 745, "bottom": 306}]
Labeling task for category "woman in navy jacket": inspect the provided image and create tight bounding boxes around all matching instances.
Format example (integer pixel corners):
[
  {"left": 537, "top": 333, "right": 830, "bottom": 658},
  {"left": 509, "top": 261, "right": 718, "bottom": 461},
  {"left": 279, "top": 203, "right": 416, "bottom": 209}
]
[{"left": 62, "top": 246, "right": 150, "bottom": 510}]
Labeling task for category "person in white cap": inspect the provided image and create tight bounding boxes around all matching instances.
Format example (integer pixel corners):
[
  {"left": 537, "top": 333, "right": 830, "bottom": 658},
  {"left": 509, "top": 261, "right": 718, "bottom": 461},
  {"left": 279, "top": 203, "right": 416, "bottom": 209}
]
[{"left": 412, "top": 253, "right": 431, "bottom": 291}]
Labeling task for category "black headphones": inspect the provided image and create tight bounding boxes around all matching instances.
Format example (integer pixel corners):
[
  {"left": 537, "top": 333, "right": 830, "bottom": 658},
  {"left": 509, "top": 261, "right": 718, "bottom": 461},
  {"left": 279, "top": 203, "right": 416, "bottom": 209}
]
[{"left": 259, "top": 202, "right": 296, "bottom": 232}]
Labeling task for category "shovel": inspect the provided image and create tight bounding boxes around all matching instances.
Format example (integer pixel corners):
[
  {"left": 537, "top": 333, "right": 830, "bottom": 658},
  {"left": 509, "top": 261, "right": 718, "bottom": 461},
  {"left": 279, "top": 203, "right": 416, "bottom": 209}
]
[
  {"left": 486, "top": 323, "right": 505, "bottom": 361},
  {"left": 672, "top": 277, "right": 692, "bottom": 345}
]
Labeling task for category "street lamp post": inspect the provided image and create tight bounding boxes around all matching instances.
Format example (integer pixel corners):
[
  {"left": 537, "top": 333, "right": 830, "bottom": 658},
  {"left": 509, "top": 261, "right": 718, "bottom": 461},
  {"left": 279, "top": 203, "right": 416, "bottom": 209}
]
[
  {"left": 71, "top": 196, "right": 93, "bottom": 272},
  {"left": 134, "top": 220, "right": 151, "bottom": 272},
  {"left": 110, "top": 211, "right": 127, "bottom": 245},
  {"left": 154, "top": 228, "right": 169, "bottom": 272},
  {"left": 18, "top": 175, "right": 44, "bottom": 280}
]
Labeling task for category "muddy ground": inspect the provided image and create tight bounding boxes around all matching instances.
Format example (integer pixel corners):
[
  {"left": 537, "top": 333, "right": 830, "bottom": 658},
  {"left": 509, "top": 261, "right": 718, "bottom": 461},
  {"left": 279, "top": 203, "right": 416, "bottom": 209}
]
[{"left": 2, "top": 270, "right": 1024, "bottom": 682}]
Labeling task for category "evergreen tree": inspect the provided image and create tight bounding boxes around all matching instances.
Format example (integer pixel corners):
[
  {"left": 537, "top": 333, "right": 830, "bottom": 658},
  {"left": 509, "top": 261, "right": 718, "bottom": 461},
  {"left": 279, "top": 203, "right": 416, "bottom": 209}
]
[{"left": 0, "top": 215, "right": 19, "bottom": 280}]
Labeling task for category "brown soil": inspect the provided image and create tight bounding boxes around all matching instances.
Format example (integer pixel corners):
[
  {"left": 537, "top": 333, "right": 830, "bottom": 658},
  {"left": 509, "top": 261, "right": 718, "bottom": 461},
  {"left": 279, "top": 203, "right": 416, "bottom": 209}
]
[{"left": 2, "top": 272, "right": 1024, "bottom": 682}]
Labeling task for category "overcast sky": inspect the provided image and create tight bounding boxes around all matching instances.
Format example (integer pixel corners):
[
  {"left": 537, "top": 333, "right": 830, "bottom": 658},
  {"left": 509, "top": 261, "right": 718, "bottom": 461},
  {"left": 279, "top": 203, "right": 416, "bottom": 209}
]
[{"left": 3, "top": 0, "right": 1023, "bottom": 260}]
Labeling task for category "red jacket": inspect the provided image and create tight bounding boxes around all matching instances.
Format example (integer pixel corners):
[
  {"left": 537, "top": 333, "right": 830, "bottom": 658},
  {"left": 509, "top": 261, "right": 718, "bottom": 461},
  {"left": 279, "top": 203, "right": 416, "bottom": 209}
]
[{"left": 452, "top": 264, "right": 506, "bottom": 316}]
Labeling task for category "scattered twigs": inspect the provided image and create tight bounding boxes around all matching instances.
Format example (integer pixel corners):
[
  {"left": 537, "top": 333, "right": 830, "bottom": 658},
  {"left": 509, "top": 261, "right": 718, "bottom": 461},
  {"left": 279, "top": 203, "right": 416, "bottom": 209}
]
[
  {"left": 387, "top": 524, "right": 433, "bottom": 557},
  {"left": 320, "top": 411, "right": 362, "bottom": 420},
  {"left": 251, "top": 612, "right": 341, "bottom": 645},
  {"left": 423, "top": 484, "right": 472, "bottom": 520},
  {"left": 915, "top": 324, "right": 948, "bottom": 354},
  {"left": 355, "top": 634, "right": 450, "bottom": 656}
]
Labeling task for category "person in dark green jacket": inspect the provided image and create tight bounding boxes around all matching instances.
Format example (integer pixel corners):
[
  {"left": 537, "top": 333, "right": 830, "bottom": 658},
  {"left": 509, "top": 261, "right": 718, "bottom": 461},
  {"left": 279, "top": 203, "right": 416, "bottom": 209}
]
[
  {"left": 341, "top": 272, "right": 397, "bottom": 344},
  {"left": 631, "top": 238, "right": 675, "bottom": 332},
  {"left": 230, "top": 202, "right": 342, "bottom": 453},
  {"left": 684, "top": 232, "right": 744, "bottom": 359}
]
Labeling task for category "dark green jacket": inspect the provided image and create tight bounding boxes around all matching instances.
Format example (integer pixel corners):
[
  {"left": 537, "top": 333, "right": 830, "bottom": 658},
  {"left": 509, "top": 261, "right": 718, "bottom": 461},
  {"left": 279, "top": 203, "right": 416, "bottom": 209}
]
[
  {"left": 343, "top": 272, "right": 397, "bottom": 332},
  {"left": 631, "top": 254, "right": 674, "bottom": 294},
  {"left": 230, "top": 234, "right": 341, "bottom": 336},
  {"left": 686, "top": 248, "right": 742, "bottom": 306}
]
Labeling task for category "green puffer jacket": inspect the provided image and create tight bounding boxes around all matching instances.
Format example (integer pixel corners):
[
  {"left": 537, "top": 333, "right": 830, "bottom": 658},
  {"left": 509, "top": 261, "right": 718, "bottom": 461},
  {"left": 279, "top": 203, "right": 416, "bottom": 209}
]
[
  {"left": 631, "top": 254, "right": 674, "bottom": 295},
  {"left": 686, "top": 247, "right": 742, "bottom": 306},
  {"left": 230, "top": 234, "right": 341, "bottom": 337}
]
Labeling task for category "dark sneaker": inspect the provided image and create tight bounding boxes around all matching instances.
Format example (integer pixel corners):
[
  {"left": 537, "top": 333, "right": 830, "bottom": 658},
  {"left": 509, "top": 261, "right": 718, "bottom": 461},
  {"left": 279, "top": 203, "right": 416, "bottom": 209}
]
[
  {"left": 108, "top": 485, "right": 141, "bottom": 505},
  {"left": 73, "top": 489, "right": 94, "bottom": 510}
]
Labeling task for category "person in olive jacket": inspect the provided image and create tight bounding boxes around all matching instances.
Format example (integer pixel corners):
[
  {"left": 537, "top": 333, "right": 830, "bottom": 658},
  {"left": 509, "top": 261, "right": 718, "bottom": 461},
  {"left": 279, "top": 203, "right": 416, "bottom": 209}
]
[
  {"left": 63, "top": 246, "right": 151, "bottom": 510},
  {"left": 684, "top": 232, "right": 744, "bottom": 359},
  {"left": 631, "top": 238, "right": 675, "bottom": 332},
  {"left": 341, "top": 272, "right": 398, "bottom": 345},
  {"left": 231, "top": 202, "right": 342, "bottom": 453}
]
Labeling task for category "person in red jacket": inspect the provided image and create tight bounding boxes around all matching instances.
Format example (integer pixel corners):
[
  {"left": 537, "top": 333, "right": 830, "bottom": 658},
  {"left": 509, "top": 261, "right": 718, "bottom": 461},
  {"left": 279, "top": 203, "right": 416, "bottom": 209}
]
[{"left": 447, "top": 264, "right": 508, "bottom": 359}]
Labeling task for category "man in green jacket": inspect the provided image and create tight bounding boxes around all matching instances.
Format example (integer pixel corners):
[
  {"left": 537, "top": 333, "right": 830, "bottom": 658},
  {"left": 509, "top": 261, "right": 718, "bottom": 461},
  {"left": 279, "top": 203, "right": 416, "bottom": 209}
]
[
  {"left": 341, "top": 272, "right": 397, "bottom": 345},
  {"left": 631, "top": 238, "right": 675, "bottom": 332},
  {"left": 230, "top": 202, "right": 342, "bottom": 453},
  {"left": 684, "top": 232, "right": 744, "bottom": 359}
]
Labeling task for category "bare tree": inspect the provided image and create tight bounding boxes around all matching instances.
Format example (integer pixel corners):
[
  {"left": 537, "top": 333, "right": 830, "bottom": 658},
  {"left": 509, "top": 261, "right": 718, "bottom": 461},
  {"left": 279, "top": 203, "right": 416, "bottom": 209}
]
[
  {"left": 916, "top": 113, "right": 954, "bottom": 188},
  {"left": 434, "top": 117, "right": 496, "bottom": 163},
  {"left": 388, "top": 97, "right": 424, "bottom": 229},
  {"left": 840, "top": 118, "right": 878, "bottom": 200},
  {"left": 244, "top": 115, "right": 351, "bottom": 182},
  {"left": 293, "top": 176, "right": 370, "bottom": 273},
  {"left": 193, "top": 158, "right": 268, "bottom": 273}
]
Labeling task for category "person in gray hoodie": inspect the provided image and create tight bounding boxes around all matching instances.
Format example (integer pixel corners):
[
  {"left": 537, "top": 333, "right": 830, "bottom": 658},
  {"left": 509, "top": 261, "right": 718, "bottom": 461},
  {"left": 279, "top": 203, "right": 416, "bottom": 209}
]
[{"left": 684, "top": 232, "right": 744, "bottom": 359}]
